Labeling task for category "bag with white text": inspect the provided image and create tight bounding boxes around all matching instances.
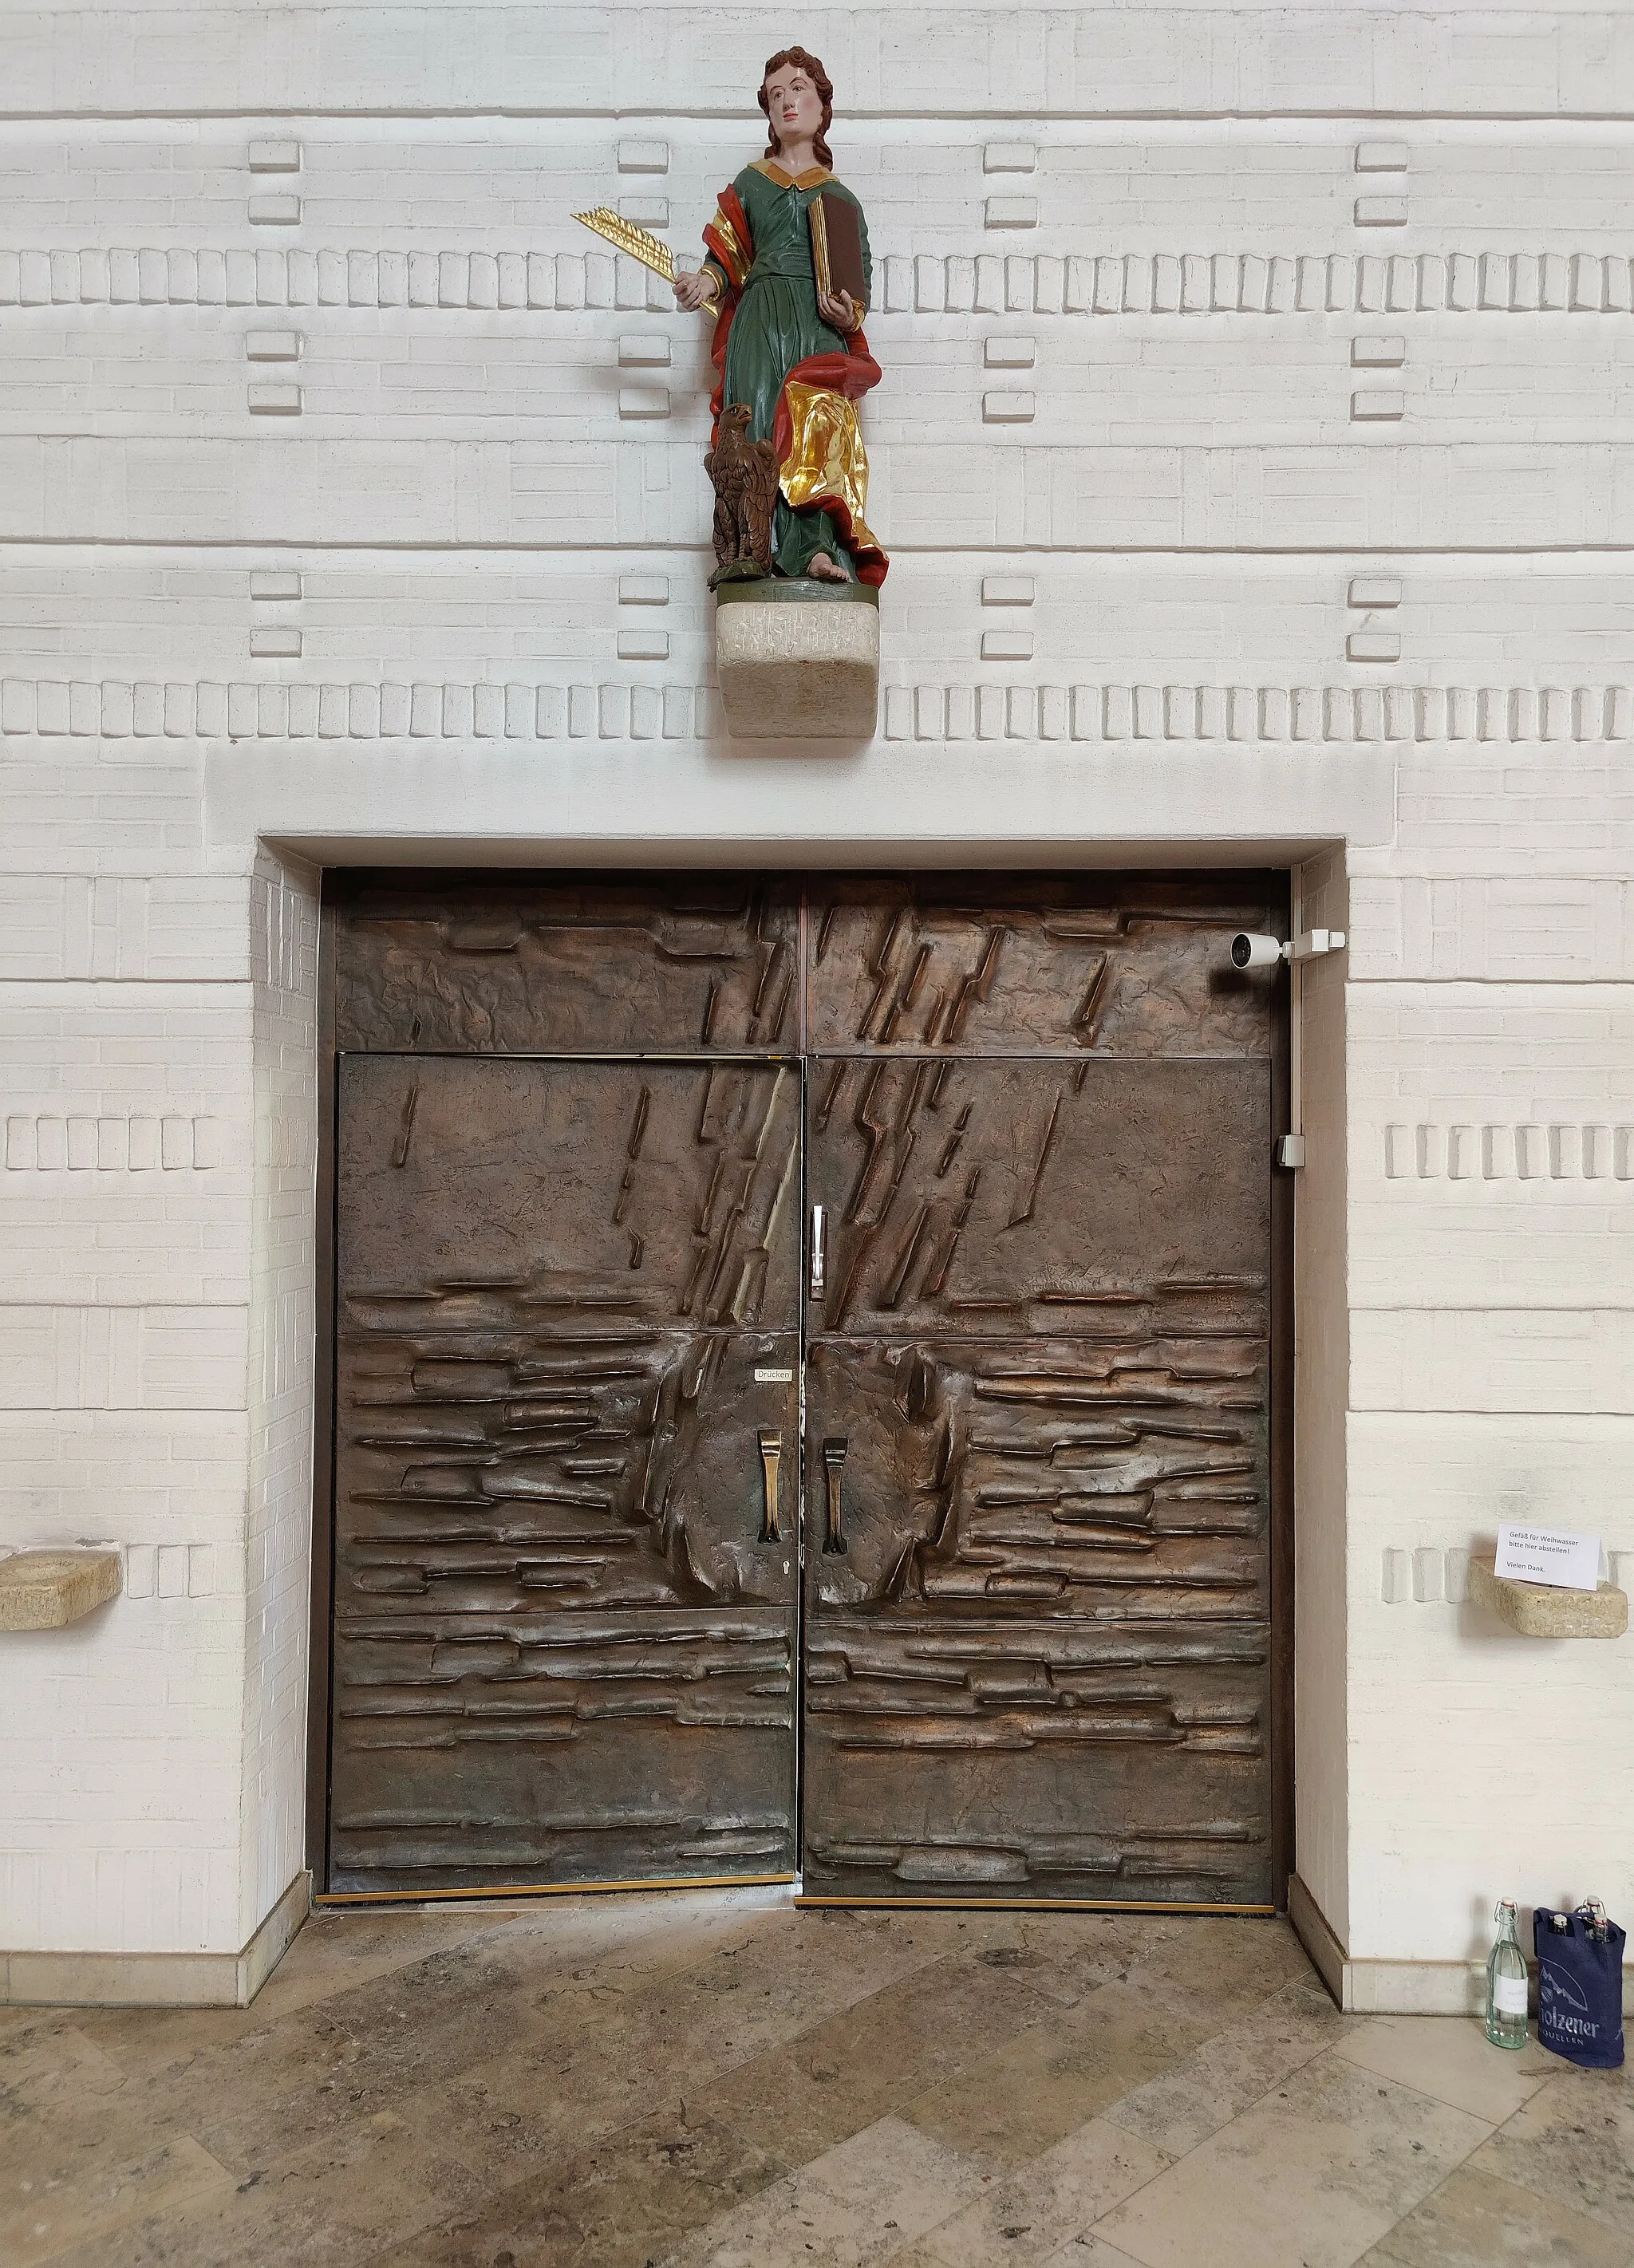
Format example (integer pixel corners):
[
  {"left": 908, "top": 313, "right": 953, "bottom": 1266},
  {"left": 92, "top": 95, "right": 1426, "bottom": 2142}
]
[{"left": 1534, "top": 1903, "right": 1624, "bottom": 2069}]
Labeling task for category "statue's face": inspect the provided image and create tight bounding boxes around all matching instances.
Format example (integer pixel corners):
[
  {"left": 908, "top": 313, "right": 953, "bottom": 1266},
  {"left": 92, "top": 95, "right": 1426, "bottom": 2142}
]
[{"left": 764, "top": 62, "right": 823, "bottom": 148}]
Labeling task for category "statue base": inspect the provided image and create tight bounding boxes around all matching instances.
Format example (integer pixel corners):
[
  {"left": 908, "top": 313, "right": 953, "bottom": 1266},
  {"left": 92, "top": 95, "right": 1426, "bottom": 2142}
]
[{"left": 715, "top": 578, "right": 878, "bottom": 740}]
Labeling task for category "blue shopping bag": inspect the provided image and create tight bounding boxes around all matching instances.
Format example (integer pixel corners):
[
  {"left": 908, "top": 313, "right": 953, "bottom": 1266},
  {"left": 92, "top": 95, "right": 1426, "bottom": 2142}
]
[{"left": 1534, "top": 1904, "right": 1625, "bottom": 2069}]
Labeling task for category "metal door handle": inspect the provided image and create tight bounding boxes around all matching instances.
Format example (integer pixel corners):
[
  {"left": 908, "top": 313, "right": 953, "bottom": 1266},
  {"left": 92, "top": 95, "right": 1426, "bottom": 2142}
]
[
  {"left": 810, "top": 1204, "right": 826, "bottom": 1300},
  {"left": 757, "top": 1429, "right": 782, "bottom": 1543},
  {"left": 822, "top": 1436, "right": 849, "bottom": 1555}
]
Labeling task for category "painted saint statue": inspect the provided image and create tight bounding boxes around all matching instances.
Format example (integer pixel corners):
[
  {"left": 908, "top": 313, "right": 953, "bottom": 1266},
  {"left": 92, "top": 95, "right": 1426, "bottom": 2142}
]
[{"left": 674, "top": 47, "right": 888, "bottom": 586}]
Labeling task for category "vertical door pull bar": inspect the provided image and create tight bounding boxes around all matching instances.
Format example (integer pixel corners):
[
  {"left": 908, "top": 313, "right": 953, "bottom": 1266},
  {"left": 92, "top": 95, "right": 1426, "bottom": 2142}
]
[
  {"left": 822, "top": 1436, "right": 849, "bottom": 1554},
  {"left": 757, "top": 1429, "right": 782, "bottom": 1543},
  {"left": 810, "top": 1204, "right": 826, "bottom": 1299}
]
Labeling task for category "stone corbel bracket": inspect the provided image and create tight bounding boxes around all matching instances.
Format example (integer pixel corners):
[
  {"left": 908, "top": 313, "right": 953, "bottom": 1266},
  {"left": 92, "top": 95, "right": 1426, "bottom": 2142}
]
[
  {"left": 0, "top": 1549, "right": 123, "bottom": 1631},
  {"left": 715, "top": 580, "right": 879, "bottom": 740},
  {"left": 1467, "top": 1556, "right": 1628, "bottom": 1639}
]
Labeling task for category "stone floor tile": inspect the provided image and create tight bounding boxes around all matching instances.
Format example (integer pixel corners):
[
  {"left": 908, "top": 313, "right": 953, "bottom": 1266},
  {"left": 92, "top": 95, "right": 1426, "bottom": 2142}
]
[
  {"left": 1333, "top": 2014, "right": 1554, "bottom": 2124},
  {"left": 68, "top": 1900, "right": 789, "bottom": 2190},
  {"left": 1, "top": 2018, "right": 227, "bottom": 2252},
  {"left": 0, "top": 2004, "right": 53, "bottom": 2041},
  {"left": 1093, "top": 2048, "right": 1493, "bottom": 2268},
  {"left": 902, "top": 1977, "right": 1216, "bottom": 2166},
  {"left": 803, "top": 2111, "right": 995, "bottom": 2233},
  {"left": 364, "top": 2103, "right": 791, "bottom": 2268},
  {"left": 694, "top": 1943, "right": 1065, "bottom": 2166},
  {"left": 14, "top": 1905, "right": 1608, "bottom": 2268},
  {"left": 3, "top": 2134, "right": 235, "bottom": 2268},
  {"left": 131, "top": 1931, "right": 574, "bottom": 2177},
  {"left": 1357, "top": 2163, "right": 1634, "bottom": 2268},
  {"left": 658, "top": 2113, "right": 989, "bottom": 2268},
  {"left": 67, "top": 1923, "right": 526, "bottom": 2081},
  {"left": 497, "top": 1891, "right": 805, "bottom": 2037},
  {"left": 77, "top": 1891, "right": 775, "bottom": 2083},
  {"left": 1, "top": 2018, "right": 126, "bottom": 2126},
  {"left": 1470, "top": 2065, "right": 1634, "bottom": 2238},
  {"left": 1089, "top": 1917, "right": 1317, "bottom": 2025},
  {"left": 383, "top": 1999, "right": 724, "bottom": 2191},
  {"left": 473, "top": 1884, "right": 796, "bottom": 1994},
  {"left": 41, "top": 2108, "right": 488, "bottom": 2268},
  {"left": 927, "top": 1914, "right": 1191, "bottom": 2010},
  {"left": 240, "top": 1907, "right": 535, "bottom": 2025},
  {"left": 386, "top": 1905, "right": 955, "bottom": 2190},
  {"left": 912, "top": 2116, "right": 1172, "bottom": 2267},
  {"left": 1036, "top": 2241, "right": 1151, "bottom": 2268},
  {"left": 1103, "top": 1974, "right": 1347, "bottom": 2160}
]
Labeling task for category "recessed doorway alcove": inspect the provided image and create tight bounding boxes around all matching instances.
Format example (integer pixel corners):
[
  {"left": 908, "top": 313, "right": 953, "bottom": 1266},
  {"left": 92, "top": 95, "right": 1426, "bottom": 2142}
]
[{"left": 304, "top": 865, "right": 1301, "bottom": 1915}]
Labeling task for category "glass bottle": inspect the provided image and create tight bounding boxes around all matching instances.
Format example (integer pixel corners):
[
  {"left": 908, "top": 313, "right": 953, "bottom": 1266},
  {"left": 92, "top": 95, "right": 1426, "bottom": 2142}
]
[{"left": 1486, "top": 1899, "right": 1529, "bottom": 2049}]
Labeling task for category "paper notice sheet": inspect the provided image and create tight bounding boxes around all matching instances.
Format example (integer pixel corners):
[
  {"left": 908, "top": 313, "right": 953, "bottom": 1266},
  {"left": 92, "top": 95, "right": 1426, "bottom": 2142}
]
[{"left": 1494, "top": 1524, "right": 1601, "bottom": 1592}]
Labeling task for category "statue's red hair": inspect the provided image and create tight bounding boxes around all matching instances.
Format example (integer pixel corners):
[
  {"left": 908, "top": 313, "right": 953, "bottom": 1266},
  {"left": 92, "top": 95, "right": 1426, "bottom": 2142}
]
[{"left": 759, "top": 47, "right": 834, "bottom": 171}]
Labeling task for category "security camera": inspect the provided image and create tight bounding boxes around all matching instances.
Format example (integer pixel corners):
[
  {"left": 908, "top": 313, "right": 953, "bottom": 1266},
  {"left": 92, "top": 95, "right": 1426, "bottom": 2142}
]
[
  {"left": 1229, "top": 928, "right": 1348, "bottom": 970},
  {"left": 1230, "top": 933, "right": 1286, "bottom": 969}
]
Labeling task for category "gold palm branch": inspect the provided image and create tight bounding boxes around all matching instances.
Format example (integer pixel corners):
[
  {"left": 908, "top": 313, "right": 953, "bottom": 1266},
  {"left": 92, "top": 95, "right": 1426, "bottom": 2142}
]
[{"left": 571, "top": 207, "right": 677, "bottom": 281}]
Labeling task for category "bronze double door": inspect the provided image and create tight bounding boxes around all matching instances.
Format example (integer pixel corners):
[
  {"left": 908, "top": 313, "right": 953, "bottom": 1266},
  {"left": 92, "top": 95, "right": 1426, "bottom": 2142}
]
[{"left": 322, "top": 874, "right": 1288, "bottom": 1907}]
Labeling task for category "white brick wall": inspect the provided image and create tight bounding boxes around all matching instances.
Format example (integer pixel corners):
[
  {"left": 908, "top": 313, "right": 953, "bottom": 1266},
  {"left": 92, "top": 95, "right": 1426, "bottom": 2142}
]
[
  {"left": 0, "top": 1308, "right": 248, "bottom": 1409},
  {"left": 1348, "top": 1414, "right": 1634, "bottom": 1961},
  {"left": 1293, "top": 852, "right": 1352, "bottom": 1946},
  {"left": 0, "top": 1408, "right": 249, "bottom": 1952},
  {"left": 241, "top": 849, "right": 318, "bottom": 1945},
  {"left": 2, "top": 4, "right": 1631, "bottom": 1974}
]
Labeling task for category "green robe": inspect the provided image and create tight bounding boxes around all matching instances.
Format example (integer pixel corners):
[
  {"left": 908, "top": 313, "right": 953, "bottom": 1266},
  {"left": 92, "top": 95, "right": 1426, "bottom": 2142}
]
[{"left": 705, "top": 164, "right": 873, "bottom": 580}]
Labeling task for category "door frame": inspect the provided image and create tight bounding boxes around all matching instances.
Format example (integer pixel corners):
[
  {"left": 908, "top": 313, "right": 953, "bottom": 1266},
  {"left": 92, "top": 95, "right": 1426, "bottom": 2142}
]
[{"left": 305, "top": 867, "right": 1296, "bottom": 1911}]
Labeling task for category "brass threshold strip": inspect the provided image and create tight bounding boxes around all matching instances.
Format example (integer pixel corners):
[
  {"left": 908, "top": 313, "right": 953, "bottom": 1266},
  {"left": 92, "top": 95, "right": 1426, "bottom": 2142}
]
[
  {"left": 795, "top": 1896, "right": 1279, "bottom": 1916},
  {"left": 314, "top": 1879, "right": 1276, "bottom": 1917},
  {"left": 314, "top": 1871, "right": 796, "bottom": 1907}
]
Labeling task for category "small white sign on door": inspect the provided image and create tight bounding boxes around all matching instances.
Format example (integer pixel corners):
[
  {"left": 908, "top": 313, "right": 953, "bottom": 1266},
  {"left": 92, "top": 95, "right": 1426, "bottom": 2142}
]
[{"left": 1494, "top": 1523, "right": 1601, "bottom": 1592}]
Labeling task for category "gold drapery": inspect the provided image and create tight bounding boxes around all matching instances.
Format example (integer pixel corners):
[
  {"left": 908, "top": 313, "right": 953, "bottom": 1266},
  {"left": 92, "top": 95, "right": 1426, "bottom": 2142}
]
[
  {"left": 779, "top": 382, "right": 882, "bottom": 556},
  {"left": 707, "top": 204, "right": 750, "bottom": 288}
]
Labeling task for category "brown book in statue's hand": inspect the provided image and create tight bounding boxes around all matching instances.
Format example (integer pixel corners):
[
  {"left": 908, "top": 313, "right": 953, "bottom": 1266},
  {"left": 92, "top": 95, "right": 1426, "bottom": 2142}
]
[{"left": 810, "top": 191, "right": 866, "bottom": 318}]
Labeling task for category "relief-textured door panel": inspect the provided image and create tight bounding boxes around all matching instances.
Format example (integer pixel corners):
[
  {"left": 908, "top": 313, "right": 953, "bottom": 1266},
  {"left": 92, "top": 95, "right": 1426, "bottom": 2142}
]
[
  {"left": 332, "top": 1610, "right": 795, "bottom": 1889},
  {"left": 802, "top": 1328, "right": 1267, "bottom": 1623},
  {"left": 804, "top": 875, "right": 1275, "bottom": 1057},
  {"left": 803, "top": 1619, "right": 1272, "bottom": 1898},
  {"left": 323, "top": 870, "right": 1285, "bottom": 1908},
  {"left": 330, "top": 1053, "right": 799, "bottom": 1894},
  {"left": 800, "top": 874, "right": 1281, "bottom": 1908},
  {"left": 334, "top": 874, "right": 799, "bottom": 1055},
  {"left": 807, "top": 1055, "right": 1269, "bottom": 1335}
]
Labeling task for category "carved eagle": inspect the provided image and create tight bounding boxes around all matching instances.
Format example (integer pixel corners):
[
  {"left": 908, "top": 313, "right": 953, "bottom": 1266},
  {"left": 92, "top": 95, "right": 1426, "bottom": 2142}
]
[{"left": 706, "top": 402, "right": 780, "bottom": 579}]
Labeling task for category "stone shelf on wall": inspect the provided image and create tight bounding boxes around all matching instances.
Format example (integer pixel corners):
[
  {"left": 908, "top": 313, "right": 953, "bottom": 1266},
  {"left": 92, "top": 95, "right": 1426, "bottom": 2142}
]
[
  {"left": 715, "top": 580, "right": 879, "bottom": 741},
  {"left": 1468, "top": 1557, "right": 1628, "bottom": 1639},
  {"left": 0, "top": 1550, "right": 123, "bottom": 1631}
]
